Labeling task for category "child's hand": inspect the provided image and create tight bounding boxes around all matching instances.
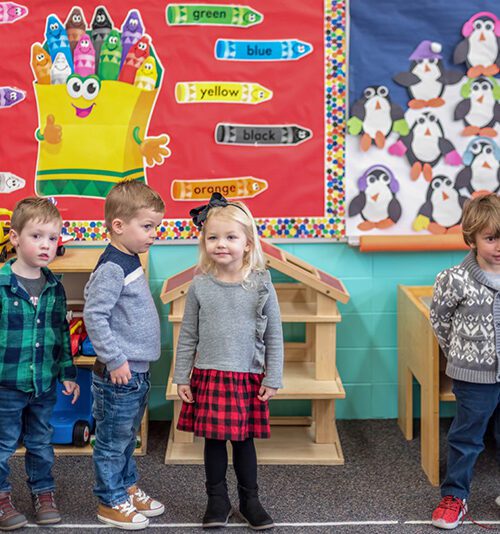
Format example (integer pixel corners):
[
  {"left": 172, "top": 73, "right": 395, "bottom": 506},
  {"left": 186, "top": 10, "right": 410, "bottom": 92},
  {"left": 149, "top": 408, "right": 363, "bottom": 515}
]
[
  {"left": 110, "top": 361, "right": 131, "bottom": 385},
  {"left": 257, "top": 386, "right": 277, "bottom": 402},
  {"left": 177, "top": 384, "right": 194, "bottom": 403},
  {"left": 62, "top": 381, "right": 80, "bottom": 405}
]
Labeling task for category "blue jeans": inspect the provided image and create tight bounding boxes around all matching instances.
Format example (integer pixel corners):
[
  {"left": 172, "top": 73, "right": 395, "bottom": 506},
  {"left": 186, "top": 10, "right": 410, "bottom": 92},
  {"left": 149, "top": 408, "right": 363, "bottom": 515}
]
[
  {"left": 0, "top": 384, "right": 57, "bottom": 494},
  {"left": 91, "top": 370, "right": 150, "bottom": 507},
  {"left": 441, "top": 379, "right": 500, "bottom": 500}
]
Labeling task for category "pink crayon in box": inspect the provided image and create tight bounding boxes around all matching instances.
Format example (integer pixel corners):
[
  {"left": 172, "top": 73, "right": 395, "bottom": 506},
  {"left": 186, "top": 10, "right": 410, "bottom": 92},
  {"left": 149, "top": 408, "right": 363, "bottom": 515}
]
[{"left": 0, "top": 2, "right": 28, "bottom": 24}]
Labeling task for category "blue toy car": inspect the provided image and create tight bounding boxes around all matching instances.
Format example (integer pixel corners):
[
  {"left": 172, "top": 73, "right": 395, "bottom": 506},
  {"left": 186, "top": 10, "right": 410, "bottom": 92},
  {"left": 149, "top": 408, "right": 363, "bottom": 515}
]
[{"left": 50, "top": 367, "right": 94, "bottom": 447}]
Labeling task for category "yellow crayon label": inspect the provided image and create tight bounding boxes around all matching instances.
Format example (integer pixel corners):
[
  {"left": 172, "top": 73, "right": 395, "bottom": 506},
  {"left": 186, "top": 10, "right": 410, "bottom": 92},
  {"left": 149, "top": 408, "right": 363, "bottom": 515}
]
[
  {"left": 171, "top": 176, "right": 268, "bottom": 200},
  {"left": 175, "top": 81, "right": 272, "bottom": 104}
]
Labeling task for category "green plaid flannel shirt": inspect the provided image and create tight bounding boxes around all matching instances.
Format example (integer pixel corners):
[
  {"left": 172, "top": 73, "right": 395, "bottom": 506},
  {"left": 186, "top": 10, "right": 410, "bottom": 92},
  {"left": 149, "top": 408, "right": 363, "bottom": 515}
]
[{"left": 0, "top": 260, "right": 77, "bottom": 395}]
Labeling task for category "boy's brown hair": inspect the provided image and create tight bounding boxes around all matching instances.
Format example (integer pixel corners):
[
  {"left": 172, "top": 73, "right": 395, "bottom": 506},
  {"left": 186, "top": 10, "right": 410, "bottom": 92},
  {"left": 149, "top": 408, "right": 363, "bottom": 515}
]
[
  {"left": 461, "top": 193, "right": 500, "bottom": 247},
  {"left": 105, "top": 180, "right": 165, "bottom": 232},
  {"left": 10, "top": 197, "right": 62, "bottom": 234}
]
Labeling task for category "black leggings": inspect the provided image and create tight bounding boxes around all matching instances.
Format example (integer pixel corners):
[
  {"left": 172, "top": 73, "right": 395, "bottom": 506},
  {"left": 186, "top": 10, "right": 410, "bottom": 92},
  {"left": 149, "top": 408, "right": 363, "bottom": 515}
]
[{"left": 204, "top": 437, "right": 257, "bottom": 489}]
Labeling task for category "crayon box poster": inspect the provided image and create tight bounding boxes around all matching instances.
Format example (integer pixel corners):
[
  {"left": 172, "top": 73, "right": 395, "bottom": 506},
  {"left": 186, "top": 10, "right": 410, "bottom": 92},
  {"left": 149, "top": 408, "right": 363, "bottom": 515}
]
[{"left": 0, "top": 1, "right": 345, "bottom": 240}]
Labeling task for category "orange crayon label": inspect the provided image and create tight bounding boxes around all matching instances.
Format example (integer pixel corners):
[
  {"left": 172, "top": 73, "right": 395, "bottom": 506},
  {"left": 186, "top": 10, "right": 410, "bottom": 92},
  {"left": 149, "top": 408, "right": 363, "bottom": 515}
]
[{"left": 171, "top": 176, "right": 268, "bottom": 201}]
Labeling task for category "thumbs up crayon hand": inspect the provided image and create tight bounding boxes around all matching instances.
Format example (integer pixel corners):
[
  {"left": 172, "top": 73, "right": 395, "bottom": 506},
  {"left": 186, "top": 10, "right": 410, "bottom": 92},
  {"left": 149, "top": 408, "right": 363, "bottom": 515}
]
[
  {"left": 43, "top": 114, "right": 62, "bottom": 144},
  {"left": 140, "top": 134, "right": 170, "bottom": 166}
]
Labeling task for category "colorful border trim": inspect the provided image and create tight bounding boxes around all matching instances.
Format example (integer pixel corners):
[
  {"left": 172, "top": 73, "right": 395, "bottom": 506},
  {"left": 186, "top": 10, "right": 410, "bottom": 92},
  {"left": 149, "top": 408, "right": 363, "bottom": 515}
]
[{"left": 64, "top": 0, "right": 346, "bottom": 241}]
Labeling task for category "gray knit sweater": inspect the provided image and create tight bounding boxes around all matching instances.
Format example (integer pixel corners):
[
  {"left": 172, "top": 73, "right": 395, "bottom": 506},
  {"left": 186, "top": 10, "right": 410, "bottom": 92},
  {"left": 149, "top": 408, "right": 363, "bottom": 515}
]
[
  {"left": 173, "top": 270, "right": 284, "bottom": 389},
  {"left": 430, "top": 251, "right": 500, "bottom": 384},
  {"left": 83, "top": 245, "right": 161, "bottom": 373}
]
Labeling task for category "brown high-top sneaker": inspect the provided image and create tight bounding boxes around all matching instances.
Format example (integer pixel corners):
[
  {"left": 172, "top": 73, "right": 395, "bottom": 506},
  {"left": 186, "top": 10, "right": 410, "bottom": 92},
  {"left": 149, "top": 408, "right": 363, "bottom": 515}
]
[
  {"left": 32, "top": 491, "right": 61, "bottom": 525},
  {"left": 127, "top": 485, "right": 165, "bottom": 518},
  {"left": 97, "top": 501, "right": 149, "bottom": 530},
  {"left": 0, "top": 491, "right": 28, "bottom": 531}
]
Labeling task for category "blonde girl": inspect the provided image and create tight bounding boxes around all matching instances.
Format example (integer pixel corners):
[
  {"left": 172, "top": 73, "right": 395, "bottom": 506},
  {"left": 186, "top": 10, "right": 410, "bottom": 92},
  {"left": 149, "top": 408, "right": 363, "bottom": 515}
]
[{"left": 173, "top": 193, "right": 284, "bottom": 530}]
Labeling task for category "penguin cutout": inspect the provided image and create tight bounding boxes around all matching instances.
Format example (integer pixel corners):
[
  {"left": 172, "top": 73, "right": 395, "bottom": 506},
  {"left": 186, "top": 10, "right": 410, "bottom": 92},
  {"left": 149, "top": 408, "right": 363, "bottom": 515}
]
[
  {"left": 456, "top": 137, "right": 500, "bottom": 196},
  {"left": 388, "top": 111, "right": 462, "bottom": 182},
  {"left": 393, "top": 40, "right": 462, "bottom": 109},
  {"left": 347, "top": 85, "right": 409, "bottom": 152},
  {"left": 454, "top": 76, "right": 500, "bottom": 137},
  {"left": 348, "top": 164, "right": 402, "bottom": 231},
  {"left": 413, "top": 175, "right": 468, "bottom": 234},
  {"left": 454, "top": 12, "right": 500, "bottom": 78}
]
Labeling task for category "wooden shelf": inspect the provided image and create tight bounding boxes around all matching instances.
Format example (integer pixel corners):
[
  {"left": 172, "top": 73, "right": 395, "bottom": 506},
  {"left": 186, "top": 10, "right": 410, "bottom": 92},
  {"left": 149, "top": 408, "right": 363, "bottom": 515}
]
[
  {"left": 167, "top": 361, "right": 345, "bottom": 401},
  {"left": 73, "top": 355, "right": 96, "bottom": 366},
  {"left": 439, "top": 373, "right": 455, "bottom": 402},
  {"left": 165, "top": 423, "right": 343, "bottom": 465}
]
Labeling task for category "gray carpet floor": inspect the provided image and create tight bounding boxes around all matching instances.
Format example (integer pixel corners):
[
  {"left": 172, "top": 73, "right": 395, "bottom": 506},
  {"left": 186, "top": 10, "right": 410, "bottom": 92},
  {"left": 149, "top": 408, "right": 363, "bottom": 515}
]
[{"left": 6, "top": 419, "right": 499, "bottom": 533}]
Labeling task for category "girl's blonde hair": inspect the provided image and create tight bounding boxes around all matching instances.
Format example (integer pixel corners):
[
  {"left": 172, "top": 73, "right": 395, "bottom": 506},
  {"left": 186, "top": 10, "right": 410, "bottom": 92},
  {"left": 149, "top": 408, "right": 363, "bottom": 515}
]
[{"left": 198, "top": 201, "right": 265, "bottom": 279}]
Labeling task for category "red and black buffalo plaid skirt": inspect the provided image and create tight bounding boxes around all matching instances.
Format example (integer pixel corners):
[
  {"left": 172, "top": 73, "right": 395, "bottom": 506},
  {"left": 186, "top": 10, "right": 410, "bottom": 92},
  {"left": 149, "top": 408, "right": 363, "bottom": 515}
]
[{"left": 177, "top": 368, "right": 271, "bottom": 441}]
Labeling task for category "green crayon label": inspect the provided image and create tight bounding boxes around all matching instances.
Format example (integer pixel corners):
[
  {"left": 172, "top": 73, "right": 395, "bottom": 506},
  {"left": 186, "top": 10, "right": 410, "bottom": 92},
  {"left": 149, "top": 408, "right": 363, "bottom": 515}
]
[{"left": 166, "top": 4, "right": 263, "bottom": 27}]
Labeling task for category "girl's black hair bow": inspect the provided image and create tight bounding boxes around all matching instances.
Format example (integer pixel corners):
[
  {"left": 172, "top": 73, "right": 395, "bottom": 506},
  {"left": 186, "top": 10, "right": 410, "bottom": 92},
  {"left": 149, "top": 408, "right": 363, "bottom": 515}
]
[{"left": 189, "top": 192, "right": 230, "bottom": 230}]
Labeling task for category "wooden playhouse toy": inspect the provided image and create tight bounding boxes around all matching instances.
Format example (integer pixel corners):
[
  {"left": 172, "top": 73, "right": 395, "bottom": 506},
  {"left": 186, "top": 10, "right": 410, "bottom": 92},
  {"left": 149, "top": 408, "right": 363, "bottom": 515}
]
[{"left": 160, "top": 240, "right": 350, "bottom": 465}]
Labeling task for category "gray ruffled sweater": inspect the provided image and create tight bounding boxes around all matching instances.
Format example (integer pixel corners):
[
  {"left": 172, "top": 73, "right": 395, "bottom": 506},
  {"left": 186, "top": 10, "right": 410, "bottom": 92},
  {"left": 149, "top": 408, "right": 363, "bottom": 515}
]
[
  {"left": 430, "top": 251, "right": 500, "bottom": 384},
  {"left": 173, "top": 270, "right": 284, "bottom": 389}
]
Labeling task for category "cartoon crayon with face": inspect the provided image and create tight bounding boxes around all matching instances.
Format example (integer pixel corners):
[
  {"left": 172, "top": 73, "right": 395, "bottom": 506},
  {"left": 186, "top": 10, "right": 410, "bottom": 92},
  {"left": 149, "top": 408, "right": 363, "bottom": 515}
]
[
  {"left": 118, "top": 36, "right": 150, "bottom": 84},
  {"left": 175, "top": 81, "right": 272, "bottom": 104},
  {"left": 45, "top": 14, "right": 73, "bottom": 71},
  {"left": 134, "top": 57, "right": 158, "bottom": 91},
  {"left": 215, "top": 123, "right": 312, "bottom": 145},
  {"left": 166, "top": 4, "right": 263, "bottom": 27},
  {"left": 31, "top": 43, "right": 52, "bottom": 84},
  {"left": 74, "top": 34, "right": 96, "bottom": 77},
  {"left": 0, "top": 172, "right": 25, "bottom": 193},
  {"left": 215, "top": 39, "right": 313, "bottom": 61},
  {"left": 65, "top": 7, "right": 87, "bottom": 53},
  {"left": 120, "top": 9, "right": 144, "bottom": 68},
  {"left": 50, "top": 52, "right": 72, "bottom": 85},
  {"left": 90, "top": 6, "right": 113, "bottom": 65},
  {"left": 171, "top": 177, "right": 268, "bottom": 201},
  {"left": 0, "top": 87, "right": 25, "bottom": 108},
  {"left": 98, "top": 29, "right": 122, "bottom": 81},
  {"left": 0, "top": 2, "right": 27, "bottom": 23}
]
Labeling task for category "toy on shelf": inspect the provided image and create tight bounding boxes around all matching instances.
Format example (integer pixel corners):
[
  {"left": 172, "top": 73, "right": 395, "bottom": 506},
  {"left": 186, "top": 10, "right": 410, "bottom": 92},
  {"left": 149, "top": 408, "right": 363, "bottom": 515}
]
[
  {"left": 56, "top": 234, "right": 75, "bottom": 256},
  {"left": 50, "top": 367, "right": 94, "bottom": 447},
  {"left": 0, "top": 208, "right": 13, "bottom": 262}
]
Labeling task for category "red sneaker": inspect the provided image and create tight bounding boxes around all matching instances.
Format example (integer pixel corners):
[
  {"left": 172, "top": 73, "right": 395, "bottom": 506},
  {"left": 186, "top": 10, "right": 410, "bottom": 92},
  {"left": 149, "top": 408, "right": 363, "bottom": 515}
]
[{"left": 432, "top": 496, "right": 467, "bottom": 530}]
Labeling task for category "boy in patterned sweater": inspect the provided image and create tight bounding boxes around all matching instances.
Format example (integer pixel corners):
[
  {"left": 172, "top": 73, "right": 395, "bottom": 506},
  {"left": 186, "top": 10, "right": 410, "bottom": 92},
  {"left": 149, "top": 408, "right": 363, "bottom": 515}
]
[
  {"left": 0, "top": 198, "right": 79, "bottom": 530},
  {"left": 430, "top": 194, "right": 500, "bottom": 530}
]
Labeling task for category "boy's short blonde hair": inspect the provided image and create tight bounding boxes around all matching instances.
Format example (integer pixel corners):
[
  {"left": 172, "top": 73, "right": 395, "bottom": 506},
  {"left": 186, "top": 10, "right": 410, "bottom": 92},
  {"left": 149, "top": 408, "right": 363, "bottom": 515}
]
[
  {"left": 462, "top": 193, "right": 500, "bottom": 246},
  {"left": 11, "top": 197, "right": 62, "bottom": 234},
  {"left": 105, "top": 180, "right": 165, "bottom": 232}
]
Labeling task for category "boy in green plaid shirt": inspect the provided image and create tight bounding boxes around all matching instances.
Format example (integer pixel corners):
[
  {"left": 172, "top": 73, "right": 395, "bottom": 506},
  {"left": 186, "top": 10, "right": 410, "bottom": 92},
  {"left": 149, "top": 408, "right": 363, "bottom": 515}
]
[{"left": 0, "top": 198, "right": 79, "bottom": 530}]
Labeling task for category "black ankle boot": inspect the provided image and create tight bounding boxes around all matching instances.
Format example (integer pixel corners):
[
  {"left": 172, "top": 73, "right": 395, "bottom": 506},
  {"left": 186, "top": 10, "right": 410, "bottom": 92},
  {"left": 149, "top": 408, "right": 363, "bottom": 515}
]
[
  {"left": 237, "top": 484, "right": 274, "bottom": 530},
  {"left": 202, "top": 481, "right": 232, "bottom": 528}
]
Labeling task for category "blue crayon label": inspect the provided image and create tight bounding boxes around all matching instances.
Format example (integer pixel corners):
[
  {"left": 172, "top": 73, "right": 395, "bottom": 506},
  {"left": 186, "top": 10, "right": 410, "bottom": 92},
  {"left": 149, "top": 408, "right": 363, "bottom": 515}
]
[{"left": 215, "top": 39, "right": 313, "bottom": 61}]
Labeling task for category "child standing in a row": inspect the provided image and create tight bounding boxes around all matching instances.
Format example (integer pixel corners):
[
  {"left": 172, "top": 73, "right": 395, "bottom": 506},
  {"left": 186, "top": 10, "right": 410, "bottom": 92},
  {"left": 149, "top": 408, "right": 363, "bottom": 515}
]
[{"left": 174, "top": 193, "right": 284, "bottom": 530}]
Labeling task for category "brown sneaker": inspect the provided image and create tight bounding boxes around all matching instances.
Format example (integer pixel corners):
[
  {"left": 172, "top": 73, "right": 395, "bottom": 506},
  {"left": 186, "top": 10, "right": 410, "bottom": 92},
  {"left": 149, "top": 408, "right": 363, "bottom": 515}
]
[
  {"left": 127, "top": 485, "right": 165, "bottom": 518},
  {"left": 0, "top": 492, "right": 28, "bottom": 531},
  {"left": 32, "top": 491, "right": 61, "bottom": 525},
  {"left": 97, "top": 501, "right": 149, "bottom": 530}
]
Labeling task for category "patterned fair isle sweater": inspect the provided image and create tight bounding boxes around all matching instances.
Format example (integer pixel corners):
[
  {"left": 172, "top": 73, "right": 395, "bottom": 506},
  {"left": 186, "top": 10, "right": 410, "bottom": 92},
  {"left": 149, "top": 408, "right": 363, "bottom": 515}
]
[{"left": 430, "top": 251, "right": 500, "bottom": 384}]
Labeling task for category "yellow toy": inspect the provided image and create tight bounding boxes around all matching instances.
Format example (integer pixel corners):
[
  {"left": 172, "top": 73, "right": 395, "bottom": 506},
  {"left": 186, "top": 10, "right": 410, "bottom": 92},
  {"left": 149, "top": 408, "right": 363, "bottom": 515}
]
[{"left": 0, "top": 209, "right": 13, "bottom": 263}]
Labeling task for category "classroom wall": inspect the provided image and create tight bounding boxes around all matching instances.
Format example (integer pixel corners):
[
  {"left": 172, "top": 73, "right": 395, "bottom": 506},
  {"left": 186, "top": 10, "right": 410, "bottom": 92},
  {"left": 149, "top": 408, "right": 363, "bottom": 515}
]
[{"left": 147, "top": 243, "right": 467, "bottom": 421}]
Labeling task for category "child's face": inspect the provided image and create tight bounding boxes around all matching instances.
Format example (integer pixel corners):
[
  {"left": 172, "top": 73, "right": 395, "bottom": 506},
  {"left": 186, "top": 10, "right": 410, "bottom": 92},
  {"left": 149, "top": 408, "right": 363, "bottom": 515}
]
[
  {"left": 111, "top": 208, "right": 163, "bottom": 255},
  {"left": 472, "top": 226, "right": 500, "bottom": 273},
  {"left": 204, "top": 215, "right": 250, "bottom": 274},
  {"left": 10, "top": 219, "right": 61, "bottom": 273}
]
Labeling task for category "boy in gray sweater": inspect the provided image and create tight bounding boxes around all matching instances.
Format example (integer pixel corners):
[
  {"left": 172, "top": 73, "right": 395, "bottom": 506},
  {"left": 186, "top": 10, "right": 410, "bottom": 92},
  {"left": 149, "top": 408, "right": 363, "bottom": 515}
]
[
  {"left": 430, "top": 194, "right": 500, "bottom": 530},
  {"left": 83, "top": 180, "right": 165, "bottom": 530}
]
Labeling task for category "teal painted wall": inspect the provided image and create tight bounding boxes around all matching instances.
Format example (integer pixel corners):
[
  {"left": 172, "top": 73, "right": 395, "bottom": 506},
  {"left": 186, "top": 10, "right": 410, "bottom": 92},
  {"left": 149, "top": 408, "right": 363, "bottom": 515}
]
[{"left": 147, "top": 243, "right": 467, "bottom": 421}]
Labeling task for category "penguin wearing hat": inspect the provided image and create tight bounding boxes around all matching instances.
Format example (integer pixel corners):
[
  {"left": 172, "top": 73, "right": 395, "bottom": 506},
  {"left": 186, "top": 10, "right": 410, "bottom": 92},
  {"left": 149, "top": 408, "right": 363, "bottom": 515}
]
[
  {"left": 455, "top": 137, "right": 500, "bottom": 196},
  {"left": 348, "top": 164, "right": 402, "bottom": 231},
  {"left": 454, "top": 11, "right": 500, "bottom": 78},
  {"left": 394, "top": 40, "right": 462, "bottom": 109}
]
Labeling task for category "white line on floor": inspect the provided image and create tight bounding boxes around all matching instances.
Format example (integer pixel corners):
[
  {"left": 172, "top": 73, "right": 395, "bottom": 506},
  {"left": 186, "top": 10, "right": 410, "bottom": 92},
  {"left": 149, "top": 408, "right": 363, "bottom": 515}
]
[{"left": 405, "top": 520, "right": 500, "bottom": 525}]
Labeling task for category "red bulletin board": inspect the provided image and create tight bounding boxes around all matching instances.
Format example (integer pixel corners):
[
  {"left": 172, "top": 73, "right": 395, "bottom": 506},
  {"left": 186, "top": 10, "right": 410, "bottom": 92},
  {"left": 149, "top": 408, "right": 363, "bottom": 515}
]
[{"left": 0, "top": 1, "right": 346, "bottom": 239}]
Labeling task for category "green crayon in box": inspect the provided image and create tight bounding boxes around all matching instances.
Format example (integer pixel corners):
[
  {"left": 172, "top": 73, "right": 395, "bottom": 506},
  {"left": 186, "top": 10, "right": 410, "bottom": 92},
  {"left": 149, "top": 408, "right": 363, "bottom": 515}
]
[{"left": 166, "top": 4, "right": 263, "bottom": 27}]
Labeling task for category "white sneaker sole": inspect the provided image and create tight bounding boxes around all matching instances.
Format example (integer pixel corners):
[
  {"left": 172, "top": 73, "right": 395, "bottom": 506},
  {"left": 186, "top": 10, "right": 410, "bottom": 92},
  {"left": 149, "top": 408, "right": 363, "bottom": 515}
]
[
  {"left": 431, "top": 516, "right": 462, "bottom": 530},
  {"left": 97, "top": 514, "right": 149, "bottom": 530},
  {"left": 139, "top": 503, "right": 165, "bottom": 517}
]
